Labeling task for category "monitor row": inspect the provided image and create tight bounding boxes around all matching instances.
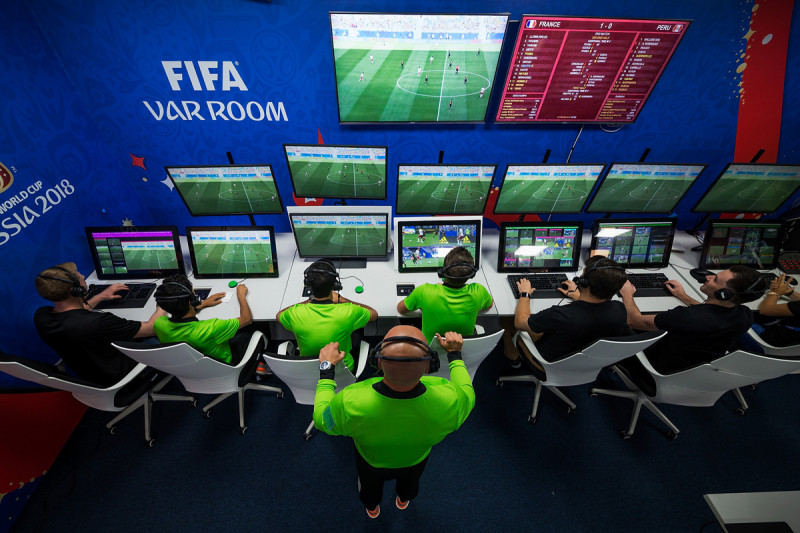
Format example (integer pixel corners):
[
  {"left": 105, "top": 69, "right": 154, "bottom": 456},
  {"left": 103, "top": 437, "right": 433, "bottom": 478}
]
[
  {"left": 84, "top": 217, "right": 788, "bottom": 281},
  {"left": 164, "top": 156, "right": 800, "bottom": 218}
]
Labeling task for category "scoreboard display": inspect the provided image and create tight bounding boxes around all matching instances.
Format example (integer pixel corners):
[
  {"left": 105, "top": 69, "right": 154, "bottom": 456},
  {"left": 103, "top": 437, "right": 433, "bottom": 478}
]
[{"left": 496, "top": 16, "right": 690, "bottom": 123}]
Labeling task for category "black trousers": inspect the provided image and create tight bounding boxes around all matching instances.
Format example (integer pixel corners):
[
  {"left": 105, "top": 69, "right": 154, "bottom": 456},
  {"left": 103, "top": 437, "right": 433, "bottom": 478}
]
[{"left": 354, "top": 447, "right": 429, "bottom": 510}]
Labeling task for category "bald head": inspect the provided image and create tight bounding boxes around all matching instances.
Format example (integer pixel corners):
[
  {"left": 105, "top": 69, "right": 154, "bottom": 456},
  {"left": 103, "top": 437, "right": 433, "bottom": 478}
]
[{"left": 377, "top": 325, "right": 432, "bottom": 390}]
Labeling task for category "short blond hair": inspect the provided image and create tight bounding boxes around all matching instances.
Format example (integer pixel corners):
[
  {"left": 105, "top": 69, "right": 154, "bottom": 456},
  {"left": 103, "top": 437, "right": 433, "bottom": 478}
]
[{"left": 35, "top": 262, "right": 80, "bottom": 302}]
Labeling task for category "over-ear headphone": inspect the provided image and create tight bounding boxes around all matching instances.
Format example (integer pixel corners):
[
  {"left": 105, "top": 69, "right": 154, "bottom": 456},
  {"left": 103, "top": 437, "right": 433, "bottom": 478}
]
[
  {"left": 155, "top": 282, "right": 202, "bottom": 308},
  {"left": 304, "top": 259, "right": 343, "bottom": 292},
  {"left": 437, "top": 262, "right": 479, "bottom": 281},
  {"left": 368, "top": 336, "right": 440, "bottom": 374},
  {"left": 37, "top": 265, "right": 88, "bottom": 298},
  {"left": 689, "top": 268, "right": 767, "bottom": 302},
  {"left": 573, "top": 261, "right": 627, "bottom": 288}
]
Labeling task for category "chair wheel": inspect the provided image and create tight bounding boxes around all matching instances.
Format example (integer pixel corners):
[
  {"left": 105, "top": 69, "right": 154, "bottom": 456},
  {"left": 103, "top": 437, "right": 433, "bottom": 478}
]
[
  {"left": 191, "top": 399, "right": 198, "bottom": 408},
  {"left": 107, "top": 426, "right": 117, "bottom": 435},
  {"left": 748, "top": 384, "right": 758, "bottom": 391},
  {"left": 620, "top": 431, "right": 631, "bottom": 440},
  {"left": 147, "top": 438, "right": 156, "bottom": 447},
  {"left": 303, "top": 433, "right": 313, "bottom": 441},
  {"left": 239, "top": 426, "right": 248, "bottom": 435},
  {"left": 277, "top": 391, "right": 284, "bottom": 399},
  {"left": 666, "top": 430, "right": 678, "bottom": 440},
  {"left": 567, "top": 407, "right": 576, "bottom": 415},
  {"left": 527, "top": 415, "right": 537, "bottom": 425},
  {"left": 589, "top": 391, "right": 598, "bottom": 397},
  {"left": 203, "top": 410, "right": 212, "bottom": 419},
  {"left": 736, "top": 408, "right": 747, "bottom": 416}
]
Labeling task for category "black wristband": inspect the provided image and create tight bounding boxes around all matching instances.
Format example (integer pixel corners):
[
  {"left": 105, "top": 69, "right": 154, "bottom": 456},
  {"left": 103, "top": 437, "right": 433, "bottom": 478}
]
[
  {"left": 446, "top": 350, "right": 463, "bottom": 363},
  {"left": 519, "top": 292, "right": 532, "bottom": 299},
  {"left": 319, "top": 368, "right": 336, "bottom": 380}
]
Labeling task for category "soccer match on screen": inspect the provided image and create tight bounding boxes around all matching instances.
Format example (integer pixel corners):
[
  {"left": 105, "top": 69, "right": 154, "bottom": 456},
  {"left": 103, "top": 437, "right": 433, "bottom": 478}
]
[
  {"left": 190, "top": 231, "right": 275, "bottom": 276},
  {"left": 588, "top": 164, "right": 704, "bottom": 213},
  {"left": 167, "top": 166, "right": 282, "bottom": 215},
  {"left": 694, "top": 164, "right": 800, "bottom": 213},
  {"left": 292, "top": 215, "right": 387, "bottom": 257},
  {"left": 495, "top": 165, "right": 604, "bottom": 214},
  {"left": 284, "top": 145, "right": 386, "bottom": 199},
  {"left": 330, "top": 13, "right": 508, "bottom": 123},
  {"left": 95, "top": 239, "right": 178, "bottom": 275},
  {"left": 400, "top": 224, "right": 477, "bottom": 269},
  {"left": 396, "top": 165, "right": 494, "bottom": 214}
]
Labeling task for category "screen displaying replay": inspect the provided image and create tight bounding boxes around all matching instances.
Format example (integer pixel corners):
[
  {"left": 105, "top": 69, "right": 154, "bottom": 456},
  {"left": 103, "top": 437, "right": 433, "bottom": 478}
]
[
  {"left": 692, "top": 164, "right": 800, "bottom": 213},
  {"left": 186, "top": 227, "right": 278, "bottom": 278},
  {"left": 290, "top": 213, "right": 389, "bottom": 258},
  {"left": 494, "top": 164, "right": 604, "bottom": 214},
  {"left": 396, "top": 164, "right": 495, "bottom": 215},
  {"left": 283, "top": 144, "right": 387, "bottom": 200},
  {"left": 85, "top": 226, "right": 184, "bottom": 280},
  {"left": 499, "top": 222, "right": 582, "bottom": 271},
  {"left": 591, "top": 219, "right": 676, "bottom": 268},
  {"left": 398, "top": 220, "right": 481, "bottom": 272},
  {"left": 700, "top": 221, "right": 782, "bottom": 269}
]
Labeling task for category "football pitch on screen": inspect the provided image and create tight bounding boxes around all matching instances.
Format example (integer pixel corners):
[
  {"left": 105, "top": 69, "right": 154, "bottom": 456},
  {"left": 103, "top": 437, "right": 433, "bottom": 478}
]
[
  {"left": 123, "top": 249, "right": 179, "bottom": 271},
  {"left": 496, "top": 178, "right": 593, "bottom": 213},
  {"left": 397, "top": 178, "right": 489, "bottom": 214},
  {"left": 295, "top": 227, "right": 386, "bottom": 256},
  {"left": 401, "top": 231, "right": 473, "bottom": 248},
  {"left": 176, "top": 180, "right": 281, "bottom": 214},
  {"left": 335, "top": 48, "right": 498, "bottom": 122},
  {"left": 697, "top": 178, "right": 799, "bottom": 212},
  {"left": 289, "top": 160, "right": 384, "bottom": 198},
  {"left": 590, "top": 177, "right": 691, "bottom": 212},
  {"left": 193, "top": 243, "right": 274, "bottom": 275}
]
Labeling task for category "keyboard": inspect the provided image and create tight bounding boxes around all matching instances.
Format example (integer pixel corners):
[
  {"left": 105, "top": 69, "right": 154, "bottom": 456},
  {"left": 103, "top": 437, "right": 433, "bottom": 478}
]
[
  {"left": 86, "top": 283, "right": 156, "bottom": 309},
  {"left": 778, "top": 252, "right": 800, "bottom": 274},
  {"left": 626, "top": 273, "right": 670, "bottom": 297},
  {"left": 507, "top": 274, "right": 569, "bottom": 299}
]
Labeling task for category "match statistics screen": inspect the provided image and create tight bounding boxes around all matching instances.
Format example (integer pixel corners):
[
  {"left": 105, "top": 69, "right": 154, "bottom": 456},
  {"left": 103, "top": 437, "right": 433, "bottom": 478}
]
[{"left": 496, "top": 16, "right": 690, "bottom": 123}]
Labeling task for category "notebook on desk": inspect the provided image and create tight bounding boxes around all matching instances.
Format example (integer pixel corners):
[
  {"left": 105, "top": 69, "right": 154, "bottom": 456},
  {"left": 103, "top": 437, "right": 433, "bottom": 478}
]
[
  {"left": 590, "top": 218, "right": 677, "bottom": 297},
  {"left": 498, "top": 221, "right": 582, "bottom": 299}
]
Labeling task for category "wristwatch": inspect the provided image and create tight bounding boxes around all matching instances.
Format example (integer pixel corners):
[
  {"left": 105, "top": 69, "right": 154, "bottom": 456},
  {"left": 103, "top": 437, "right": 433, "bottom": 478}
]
[
  {"left": 319, "top": 360, "right": 334, "bottom": 371},
  {"left": 518, "top": 292, "right": 532, "bottom": 299}
]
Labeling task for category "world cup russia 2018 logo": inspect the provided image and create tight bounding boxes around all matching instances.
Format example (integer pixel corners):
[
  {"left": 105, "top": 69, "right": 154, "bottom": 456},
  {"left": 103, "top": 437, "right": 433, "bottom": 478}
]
[{"left": 0, "top": 163, "right": 13, "bottom": 194}]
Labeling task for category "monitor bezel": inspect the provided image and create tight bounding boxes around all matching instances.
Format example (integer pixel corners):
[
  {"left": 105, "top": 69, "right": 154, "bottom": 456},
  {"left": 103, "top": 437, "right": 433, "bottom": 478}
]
[
  {"left": 84, "top": 225, "right": 185, "bottom": 281},
  {"left": 699, "top": 220, "right": 784, "bottom": 270},
  {"left": 185, "top": 226, "right": 279, "bottom": 279},
  {"left": 164, "top": 164, "right": 284, "bottom": 216},
  {"left": 395, "top": 216, "right": 483, "bottom": 273},
  {"left": 691, "top": 163, "right": 800, "bottom": 214},
  {"left": 585, "top": 162, "right": 707, "bottom": 214},
  {"left": 329, "top": 11, "right": 512, "bottom": 125},
  {"left": 493, "top": 163, "right": 605, "bottom": 215},
  {"left": 287, "top": 207, "right": 391, "bottom": 260},
  {"left": 395, "top": 163, "right": 496, "bottom": 215},
  {"left": 282, "top": 143, "right": 389, "bottom": 200},
  {"left": 589, "top": 217, "right": 677, "bottom": 269},
  {"left": 497, "top": 221, "right": 584, "bottom": 273}
]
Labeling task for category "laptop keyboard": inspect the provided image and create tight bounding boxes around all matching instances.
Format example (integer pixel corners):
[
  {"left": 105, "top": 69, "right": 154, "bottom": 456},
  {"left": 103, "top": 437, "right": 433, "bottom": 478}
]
[
  {"left": 626, "top": 273, "right": 670, "bottom": 297},
  {"left": 507, "top": 274, "right": 569, "bottom": 299},
  {"left": 86, "top": 283, "right": 156, "bottom": 309}
]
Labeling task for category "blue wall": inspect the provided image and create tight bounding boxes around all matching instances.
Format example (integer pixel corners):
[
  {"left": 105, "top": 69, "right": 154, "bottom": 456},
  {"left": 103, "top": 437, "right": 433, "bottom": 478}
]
[{"left": 1, "top": 0, "right": 798, "bottom": 385}]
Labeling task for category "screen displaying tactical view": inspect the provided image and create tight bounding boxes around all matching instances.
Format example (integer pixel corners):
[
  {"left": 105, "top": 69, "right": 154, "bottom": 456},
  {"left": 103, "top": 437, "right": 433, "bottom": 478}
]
[
  {"left": 330, "top": 12, "right": 509, "bottom": 123},
  {"left": 586, "top": 163, "right": 705, "bottom": 213},
  {"left": 165, "top": 165, "right": 283, "bottom": 216},
  {"left": 283, "top": 145, "right": 387, "bottom": 199},
  {"left": 494, "top": 164, "right": 604, "bottom": 214},
  {"left": 396, "top": 164, "right": 495, "bottom": 214},
  {"left": 187, "top": 227, "right": 278, "bottom": 278},
  {"left": 591, "top": 220, "right": 675, "bottom": 267},
  {"left": 398, "top": 221, "right": 480, "bottom": 271},
  {"left": 692, "top": 163, "right": 800, "bottom": 213},
  {"left": 700, "top": 222, "right": 781, "bottom": 269},
  {"left": 290, "top": 214, "right": 388, "bottom": 258},
  {"left": 86, "top": 227, "right": 184, "bottom": 280},
  {"left": 500, "top": 223, "right": 582, "bottom": 271}
]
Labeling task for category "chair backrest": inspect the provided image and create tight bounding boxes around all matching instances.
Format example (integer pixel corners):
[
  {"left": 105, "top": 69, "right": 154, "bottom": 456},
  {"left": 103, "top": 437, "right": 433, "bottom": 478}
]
[
  {"left": 113, "top": 342, "right": 241, "bottom": 394},
  {"left": 262, "top": 353, "right": 356, "bottom": 405},
  {"left": 428, "top": 329, "right": 504, "bottom": 380},
  {"left": 744, "top": 328, "right": 800, "bottom": 357}
]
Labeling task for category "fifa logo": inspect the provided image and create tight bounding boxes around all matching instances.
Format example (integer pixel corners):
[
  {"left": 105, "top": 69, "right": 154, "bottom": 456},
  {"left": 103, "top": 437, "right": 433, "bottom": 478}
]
[
  {"left": 162, "top": 61, "right": 249, "bottom": 91},
  {"left": 0, "top": 163, "right": 14, "bottom": 194}
]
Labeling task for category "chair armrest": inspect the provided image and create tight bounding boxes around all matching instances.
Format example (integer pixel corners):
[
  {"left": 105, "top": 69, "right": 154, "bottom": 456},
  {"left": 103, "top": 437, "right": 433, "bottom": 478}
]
[{"left": 355, "top": 341, "right": 369, "bottom": 378}]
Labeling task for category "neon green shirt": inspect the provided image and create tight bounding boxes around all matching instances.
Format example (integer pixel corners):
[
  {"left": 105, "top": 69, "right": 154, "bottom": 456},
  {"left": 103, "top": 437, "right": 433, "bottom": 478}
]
[
  {"left": 403, "top": 282, "right": 492, "bottom": 342},
  {"left": 313, "top": 358, "right": 475, "bottom": 468},
  {"left": 153, "top": 316, "right": 240, "bottom": 364},
  {"left": 279, "top": 302, "right": 370, "bottom": 371}
]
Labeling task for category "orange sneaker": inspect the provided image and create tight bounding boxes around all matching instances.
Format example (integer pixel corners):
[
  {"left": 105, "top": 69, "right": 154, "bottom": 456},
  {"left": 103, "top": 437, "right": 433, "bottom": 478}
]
[
  {"left": 366, "top": 505, "right": 380, "bottom": 518},
  {"left": 395, "top": 496, "right": 409, "bottom": 510}
]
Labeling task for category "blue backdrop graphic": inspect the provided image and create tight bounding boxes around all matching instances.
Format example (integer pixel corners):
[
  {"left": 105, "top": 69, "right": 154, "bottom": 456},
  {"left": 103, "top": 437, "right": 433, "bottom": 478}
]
[{"left": 0, "top": 0, "right": 798, "bottom": 387}]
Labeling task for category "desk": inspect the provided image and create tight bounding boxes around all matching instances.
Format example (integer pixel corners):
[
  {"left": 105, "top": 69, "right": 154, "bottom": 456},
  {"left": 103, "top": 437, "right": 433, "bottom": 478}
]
[{"left": 704, "top": 490, "right": 800, "bottom": 532}]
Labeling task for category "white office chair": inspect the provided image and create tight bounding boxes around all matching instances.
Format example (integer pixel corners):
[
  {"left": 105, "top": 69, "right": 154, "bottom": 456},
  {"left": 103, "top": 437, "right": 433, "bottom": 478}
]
[
  {"left": 427, "top": 325, "right": 503, "bottom": 381},
  {"left": 267, "top": 339, "right": 369, "bottom": 440},
  {"left": 743, "top": 328, "right": 800, "bottom": 359},
  {"left": 591, "top": 348, "right": 800, "bottom": 439},
  {"left": 0, "top": 353, "right": 195, "bottom": 446},
  {"left": 113, "top": 331, "right": 283, "bottom": 435},
  {"left": 498, "top": 330, "right": 667, "bottom": 425}
]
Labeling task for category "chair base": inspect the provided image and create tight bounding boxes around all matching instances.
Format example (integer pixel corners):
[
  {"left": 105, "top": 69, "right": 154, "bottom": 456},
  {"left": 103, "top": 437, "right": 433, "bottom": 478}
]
[
  {"left": 497, "top": 374, "right": 576, "bottom": 424},
  {"left": 201, "top": 382, "right": 283, "bottom": 434}
]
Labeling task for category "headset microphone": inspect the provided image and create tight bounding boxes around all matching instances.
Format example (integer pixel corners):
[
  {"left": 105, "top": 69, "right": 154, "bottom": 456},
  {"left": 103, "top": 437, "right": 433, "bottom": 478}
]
[
  {"left": 437, "top": 262, "right": 478, "bottom": 281},
  {"left": 304, "top": 259, "right": 343, "bottom": 292},
  {"left": 368, "top": 336, "right": 440, "bottom": 374}
]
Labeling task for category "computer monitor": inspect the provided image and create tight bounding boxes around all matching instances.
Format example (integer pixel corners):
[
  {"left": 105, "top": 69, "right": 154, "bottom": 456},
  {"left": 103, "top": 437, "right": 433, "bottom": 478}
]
[
  {"left": 287, "top": 206, "right": 391, "bottom": 266},
  {"left": 699, "top": 220, "right": 782, "bottom": 270},
  {"left": 185, "top": 226, "right": 279, "bottom": 279},
  {"left": 395, "top": 216, "right": 482, "bottom": 273},
  {"left": 498, "top": 221, "right": 583, "bottom": 272},
  {"left": 692, "top": 163, "right": 800, "bottom": 213},
  {"left": 396, "top": 164, "right": 495, "bottom": 215},
  {"left": 85, "top": 226, "right": 184, "bottom": 280},
  {"left": 493, "top": 164, "right": 604, "bottom": 214},
  {"left": 586, "top": 163, "right": 706, "bottom": 213},
  {"left": 282, "top": 144, "right": 388, "bottom": 200},
  {"left": 590, "top": 218, "right": 677, "bottom": 268},
  {"left": 164, "top": 164, "right": 283, "bottom": 216}
]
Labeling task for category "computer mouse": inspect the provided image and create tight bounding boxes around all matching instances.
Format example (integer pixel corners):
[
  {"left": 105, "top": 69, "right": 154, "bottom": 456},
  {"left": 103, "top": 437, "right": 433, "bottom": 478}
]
[
  {"left": 228, "top": 280, "right": 238, "bottom": 288},
  {"left": 355, "top": 286, "right": 364, "bottom": 294}
]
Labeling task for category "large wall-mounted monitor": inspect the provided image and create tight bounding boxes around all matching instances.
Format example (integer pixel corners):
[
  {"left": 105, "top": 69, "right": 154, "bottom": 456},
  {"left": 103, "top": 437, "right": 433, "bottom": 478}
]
[
  {"left": 165, "top": 164, "right": 283, "bottom": 216},
  {"left": 494, "top": 164, "right": 604, "bottom": 214},
  {"left": 395, "top": 216, "right": 482, "bottom": 273},
  {"left": 283, "top": 144, "right": 387, "bottom": 200},
  {"left": 699, "top": 221, "right": 782, "bottom": 270},
  {"left": 586, "top": 163, "right": 706, "bottom": 213},
  {"left": 85, "top": 226, "right": 184, "bottom": 280},
  {"left": 329, "top": 12, "right": 510, "bottom": 124},
  {"left": 396, "top": 164, "right": 495, "bottom": 215},
  {"left": 590, "top": 218, "right": 676, "bottom": 269},
  {"left": 186, "top": 226, "right": 279, "bottom": 279},
  {"left": 498, "top": 221, "right": 583, "bottom": 272},
  {"left": 496, "top": 16, "right": 690, "bottom": 123},
  {"left": 692, "top": 163, "right": 800, "bottom": 213}
]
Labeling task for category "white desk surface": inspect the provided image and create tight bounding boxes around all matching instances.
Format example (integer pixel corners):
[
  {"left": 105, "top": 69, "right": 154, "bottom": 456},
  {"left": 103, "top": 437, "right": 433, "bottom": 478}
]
[{"left": 704, "top": 490, "right": 800, "bottom": 530}]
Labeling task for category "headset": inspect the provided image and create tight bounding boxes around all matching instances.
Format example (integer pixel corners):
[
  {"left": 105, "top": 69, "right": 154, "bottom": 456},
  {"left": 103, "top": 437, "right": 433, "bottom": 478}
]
[
  {"left": 154, "top": 281, "right": 202, "bottom": 308},
  {"left": 689, "top": 268, "right": 767, "bottom": 302},
  {"left": 304, "top": 259, "right": 343, "bottom": 292},
  {"left": 572, "top": 261, "right": 627, "bottom": 288},
  {"left": 368, "top": 335, "right": 440, "bottom": 374},
  {"left": 437, "top": 262, "right": 479, "bottom": 282},
  {"left": 37, "top": 265, "right": 88, "bottom": 298}
]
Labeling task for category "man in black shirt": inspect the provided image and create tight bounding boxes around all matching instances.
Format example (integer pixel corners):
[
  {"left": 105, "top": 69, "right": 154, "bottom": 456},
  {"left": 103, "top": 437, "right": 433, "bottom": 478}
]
[{"left": 753, "top": 273, "right": 800, "bottom": 347}]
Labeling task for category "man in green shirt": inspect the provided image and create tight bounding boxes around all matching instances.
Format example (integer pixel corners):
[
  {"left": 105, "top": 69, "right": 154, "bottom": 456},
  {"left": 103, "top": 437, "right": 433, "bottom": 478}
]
[
  {"left": 397, "top": 246, "right": 492, "bottom": 342},
  {"left": 277, "top": 259, "right": 377, "bottom": 372},
  {"left": 314, "top": 326, "right": 473, "bottom": 518}
]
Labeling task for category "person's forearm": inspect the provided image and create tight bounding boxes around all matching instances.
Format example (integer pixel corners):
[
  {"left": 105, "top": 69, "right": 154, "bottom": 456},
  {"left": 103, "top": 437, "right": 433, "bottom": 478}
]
[
  {"left": 238, "top": 297, "right": 253, "bottom": 327},
  {"left": 675, "top": 292, "right": 701, "bottom": 306},
  {"left": 513, "top": 296, "right": 531, "bottom": 331},
  {"left": 312, "top": 380, "right": 339, "bottom": 435},
  {"left": 622, "top": 295, "right": 648, "bottom": 329}
]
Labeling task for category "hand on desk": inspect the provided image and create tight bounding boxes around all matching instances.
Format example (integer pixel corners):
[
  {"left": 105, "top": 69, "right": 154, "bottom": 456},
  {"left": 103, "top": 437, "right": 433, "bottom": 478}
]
[
  {"left": 98, "top": 283, "right": 129, "bottom": 300},
  {"left": 663, "top": 279, "right": 686, "bottom": 299},
  {"left": 236, "top": 284, "right": 248, "bottom": 299},
  {"left": 515, "top": 278, "right": 533, "bottom": 294},
  {"left": 197, "top": 292, "right": 226, "bottom": 310}
]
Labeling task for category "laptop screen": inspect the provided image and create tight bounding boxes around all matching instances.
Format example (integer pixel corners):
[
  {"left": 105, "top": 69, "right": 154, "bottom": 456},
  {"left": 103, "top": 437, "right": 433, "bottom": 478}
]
[
  {"left": 590, "top": 219, "right": 676, "bottom": 268},
  {"left": 498, "top": 222, "right": 583, "bottom": 272},
  {"left": 699, "top": 221, "right": 782, "bottom": 269}
]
